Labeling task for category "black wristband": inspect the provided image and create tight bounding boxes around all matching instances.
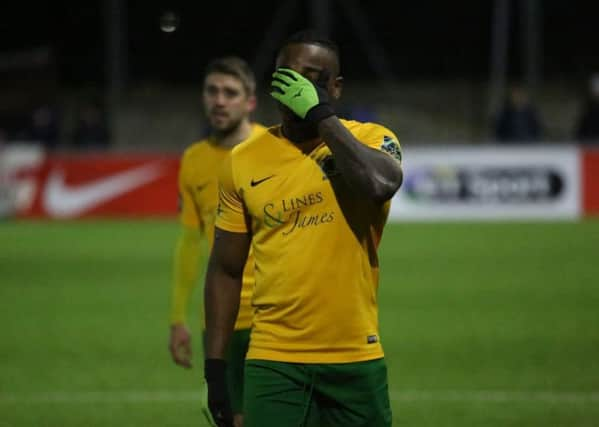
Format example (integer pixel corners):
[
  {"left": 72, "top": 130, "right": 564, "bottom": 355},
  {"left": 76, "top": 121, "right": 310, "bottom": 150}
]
[
  {"left": 305, "top": 102, "right": 335, "bottom": 123},
  {"left": 204, "top": 358, "right": 227, "bottom": 382}
]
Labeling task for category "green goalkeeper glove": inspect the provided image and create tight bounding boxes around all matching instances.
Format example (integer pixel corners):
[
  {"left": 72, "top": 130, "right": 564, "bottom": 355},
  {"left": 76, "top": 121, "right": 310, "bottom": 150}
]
[{"left": 270, "top": 68, "right": 335, "bottom": 123}]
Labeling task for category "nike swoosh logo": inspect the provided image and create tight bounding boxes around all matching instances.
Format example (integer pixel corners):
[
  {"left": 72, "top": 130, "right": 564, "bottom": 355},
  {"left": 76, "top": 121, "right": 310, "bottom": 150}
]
[
  {"left": 43, "top": 163, "right": 163, "bottom": 217},
  {"left": 250, "top": 175, "right": 275, "bottom": 187},
  {"left": 292, "top": 88, "right": 303, "bottom": 98}
]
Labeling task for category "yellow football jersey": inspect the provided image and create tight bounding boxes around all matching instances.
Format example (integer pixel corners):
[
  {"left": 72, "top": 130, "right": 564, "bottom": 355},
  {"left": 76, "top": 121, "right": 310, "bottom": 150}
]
[
  {"left": 216, "top": 119, "right": 402, "bottom": 363},
  {"left": 179, "top": 123, "right": 266, "bottom": 330}
]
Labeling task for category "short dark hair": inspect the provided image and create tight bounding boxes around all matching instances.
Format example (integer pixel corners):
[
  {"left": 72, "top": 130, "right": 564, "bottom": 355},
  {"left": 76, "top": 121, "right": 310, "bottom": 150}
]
[
  {"left": 279, "top": 29, "right": 340, "bottom": 62},
  {"left": 204, "top": 56, "right": 256, "bottom": 96}
]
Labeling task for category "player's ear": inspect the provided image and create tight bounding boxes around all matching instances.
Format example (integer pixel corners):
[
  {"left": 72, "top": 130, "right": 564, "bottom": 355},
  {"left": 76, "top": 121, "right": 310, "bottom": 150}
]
[{"left": 332, "top": 76, "right": 343, "bottom": 100}]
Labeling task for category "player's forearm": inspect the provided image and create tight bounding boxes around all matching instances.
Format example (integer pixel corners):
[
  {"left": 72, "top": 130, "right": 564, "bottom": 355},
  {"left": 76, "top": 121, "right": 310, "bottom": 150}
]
[
  {"left": 204, "top": 261, "right": 242, "bottom": 359},
  {"left": 318, "top": 116, "right": 403, "bottom": 202},
  {"left": 170, "top": 226, "right": 202, "bottom": 325}
]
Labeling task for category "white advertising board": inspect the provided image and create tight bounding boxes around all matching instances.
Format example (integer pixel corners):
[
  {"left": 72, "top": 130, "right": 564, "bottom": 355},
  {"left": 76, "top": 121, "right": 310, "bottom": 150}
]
[{"left": 389, "top": 145, "right": 580, "bottom": 221}]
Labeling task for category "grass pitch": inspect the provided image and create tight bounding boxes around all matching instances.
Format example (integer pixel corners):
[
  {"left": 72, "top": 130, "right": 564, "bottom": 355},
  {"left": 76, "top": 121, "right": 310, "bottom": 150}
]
[{"left": 1, "top": 219, "right": 598, "bottom": 426}]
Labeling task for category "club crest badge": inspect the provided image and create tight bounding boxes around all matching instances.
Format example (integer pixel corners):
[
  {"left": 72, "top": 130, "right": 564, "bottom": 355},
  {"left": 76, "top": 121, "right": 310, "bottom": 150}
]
[{"left": 381, "top": 135, "right": 402, "bottom": 162}]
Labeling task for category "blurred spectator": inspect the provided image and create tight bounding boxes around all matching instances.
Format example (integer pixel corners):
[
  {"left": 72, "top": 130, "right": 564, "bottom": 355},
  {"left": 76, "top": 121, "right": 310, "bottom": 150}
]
[
  {"left": 72, "top": 100, "right": 110, "bottom": 150},
  {"left": 27, "top": 104, "right": 61, "bottom": 150},
  {"left": 494, "top": 84, "right": 542, "bottom": 143},
  {"left": 574, "top": 73, "right": 599, "bottom": 144}
]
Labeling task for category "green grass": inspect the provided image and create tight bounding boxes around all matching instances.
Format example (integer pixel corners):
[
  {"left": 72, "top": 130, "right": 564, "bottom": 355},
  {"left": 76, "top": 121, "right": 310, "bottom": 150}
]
[{"left": 1, "top": 219, "right": 599, "bottom": 426}]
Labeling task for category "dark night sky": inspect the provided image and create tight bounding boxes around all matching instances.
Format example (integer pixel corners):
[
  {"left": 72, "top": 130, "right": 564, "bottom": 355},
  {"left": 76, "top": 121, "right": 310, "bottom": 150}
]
[{"left": 1, "top": 0, "right": 598, "bottom": 87}]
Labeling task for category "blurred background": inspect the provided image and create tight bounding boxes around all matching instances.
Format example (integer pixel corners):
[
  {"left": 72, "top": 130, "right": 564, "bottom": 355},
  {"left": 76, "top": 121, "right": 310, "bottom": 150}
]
[
  {"left": 1, "top": 0, "right": 599, "bottom": 151},
  {"left": 1, "top": 1, "right": 599, "bottom": 426}
]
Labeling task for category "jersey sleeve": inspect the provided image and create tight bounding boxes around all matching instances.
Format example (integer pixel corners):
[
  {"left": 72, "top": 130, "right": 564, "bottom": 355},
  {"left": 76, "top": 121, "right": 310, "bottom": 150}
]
[
  {"left": 354, "top": 123, "right": 402, "bottom": 212},
  {"left": 215, "top": 153, "right": 249, "bottom": 233},
  {"left": 178, "top": 152, "right": 203, "bottom": 230},
  {"left": 169, "top": 225, "right": 202, "bottom": 325},
  {"left": 358, "top": 124, "right": 403, "bottom": 165}
]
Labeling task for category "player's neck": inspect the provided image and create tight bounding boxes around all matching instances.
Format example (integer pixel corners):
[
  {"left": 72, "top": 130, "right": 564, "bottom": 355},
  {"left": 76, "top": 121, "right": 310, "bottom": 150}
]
[
  {"left": 281, "top": 121, "right": 321, "bottom": 153},
  {"left": 212, "top": 120, "right": 252, "bottom": 149}
]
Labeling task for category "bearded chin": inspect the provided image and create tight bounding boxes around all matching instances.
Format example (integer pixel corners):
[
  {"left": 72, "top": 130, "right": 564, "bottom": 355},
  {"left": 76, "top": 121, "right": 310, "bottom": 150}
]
[{"left": 212, "top": 119, "right": 242, "bottom": 138}]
